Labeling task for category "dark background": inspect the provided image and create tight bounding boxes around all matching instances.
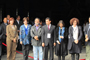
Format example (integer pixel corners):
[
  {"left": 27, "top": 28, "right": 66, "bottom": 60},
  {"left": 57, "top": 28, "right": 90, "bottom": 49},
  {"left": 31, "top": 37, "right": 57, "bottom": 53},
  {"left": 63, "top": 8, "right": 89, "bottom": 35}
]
[{"left": 0, "top": 0, "right": 90, "bottom": 27}]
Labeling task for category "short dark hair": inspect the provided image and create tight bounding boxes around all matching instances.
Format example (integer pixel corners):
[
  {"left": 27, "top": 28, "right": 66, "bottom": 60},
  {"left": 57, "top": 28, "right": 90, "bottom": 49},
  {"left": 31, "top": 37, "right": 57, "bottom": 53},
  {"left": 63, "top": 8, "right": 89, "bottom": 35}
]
[
  {"left": 7, "top": 15, "right": 10, "bottom": 17},
  {"left": 89, "top": 17, "right": 90, "bottom": 19},
  {"left": 34, "top": 17, "right": 40, "bottom": 22},
  {"left": 45, "top": 17, "right": 51, "bottom": 21},
  {"left": 16, "top": 15, "right": 20, "bottom": 19}
]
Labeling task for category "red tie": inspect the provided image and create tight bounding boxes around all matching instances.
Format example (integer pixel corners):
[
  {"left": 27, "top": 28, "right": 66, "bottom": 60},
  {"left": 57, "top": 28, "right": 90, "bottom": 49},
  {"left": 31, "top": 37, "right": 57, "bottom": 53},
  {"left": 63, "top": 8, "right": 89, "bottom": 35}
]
[{"left": 48, "top": 25, "right": 50, "bottom": 30}]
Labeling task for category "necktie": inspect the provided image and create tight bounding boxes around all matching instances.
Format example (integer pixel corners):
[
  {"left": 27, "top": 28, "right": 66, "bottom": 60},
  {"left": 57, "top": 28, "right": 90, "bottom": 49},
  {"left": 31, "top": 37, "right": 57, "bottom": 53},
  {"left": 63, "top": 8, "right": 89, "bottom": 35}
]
[{"left": 48, "top": 25, "right": 50, "bottom": 30}]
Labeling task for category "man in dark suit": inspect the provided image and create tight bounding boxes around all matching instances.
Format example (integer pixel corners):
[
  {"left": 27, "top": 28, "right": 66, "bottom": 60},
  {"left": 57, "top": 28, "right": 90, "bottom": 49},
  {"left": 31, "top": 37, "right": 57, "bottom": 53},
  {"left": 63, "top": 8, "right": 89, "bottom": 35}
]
[
  {"left": 27, "top": 17, "right": 32, "bottom": 24},
  {"left": 14, "top": 15, "right": 22, "bottom": 30},
  {"left": 84, "top": 17, "right": 90, "bottom": 60},
  {"left": 6, "top": 15, "right": 10, "bottom": 24},
  {"left": 42, "top": 17, "right": 56, "bottom": 60},
  {"left": 1, "top": 18, "right": 8, "bottom": 54},
  {"left": 14, "top": 15, "right": 22, "bottom": 50},
  {"left": 0, "top": 25, "right": 3, "bottom": 60}
]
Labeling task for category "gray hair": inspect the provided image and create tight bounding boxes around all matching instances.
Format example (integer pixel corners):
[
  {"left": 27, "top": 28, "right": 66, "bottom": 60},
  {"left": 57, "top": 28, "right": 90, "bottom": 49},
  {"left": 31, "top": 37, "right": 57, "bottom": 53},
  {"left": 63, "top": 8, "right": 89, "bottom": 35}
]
[{"left": 57, "top": 20, "right": 65, "bottom": 26}]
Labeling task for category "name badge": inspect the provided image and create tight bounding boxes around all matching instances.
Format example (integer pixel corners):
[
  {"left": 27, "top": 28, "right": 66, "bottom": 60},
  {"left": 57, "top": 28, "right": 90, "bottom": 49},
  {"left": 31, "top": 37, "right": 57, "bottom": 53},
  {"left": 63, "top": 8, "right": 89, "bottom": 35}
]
[{"left": 47, "top": 33, "right": 51, "bottom": 38}]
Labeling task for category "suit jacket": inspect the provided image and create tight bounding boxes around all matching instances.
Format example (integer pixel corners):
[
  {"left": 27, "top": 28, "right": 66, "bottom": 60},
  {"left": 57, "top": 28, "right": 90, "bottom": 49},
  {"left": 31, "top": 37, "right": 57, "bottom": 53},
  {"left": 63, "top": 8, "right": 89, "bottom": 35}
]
[
  {"left": 42, "top": 24, "right": 55, "bottom": 46},
  {"left": 14, "top": 20, "right": 22, "bottom": 30},
  {"left": 6, "top": 25, "right": 18, "bottom": 42},
  {"left": 0, "top": 25, "right": 3, "bottom": 44},
  {"left": 68, "top": 26, "right": 82, "bottom": 50},
  {"left": 1, "top": 23, "right": 7, "bottom": 40},
  {"left": 84, "top": 24, "right": 90, "bottom": 45},
  {"left": 31, "top": 25, "right": 42, "bottom": 46},
  {"left": 20, "top": 24, "right": 32, "bottom": 45}
]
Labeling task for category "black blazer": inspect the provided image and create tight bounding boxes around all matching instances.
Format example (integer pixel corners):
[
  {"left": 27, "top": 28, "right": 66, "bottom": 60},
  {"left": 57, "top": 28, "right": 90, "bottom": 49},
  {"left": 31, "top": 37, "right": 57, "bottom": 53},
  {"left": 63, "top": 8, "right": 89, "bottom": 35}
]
[
  {"left": 55, "top": 27, "right": 68, "bottom": 43},
  {"left": 84, "top": 24, "right": 90, "bottom": 45},
  {"left": 0, "top": 25, "right": 3, "bottom": 44},
  {"left": 68, "top": 26, "right": 83, "bottom": 50},
  {"left": 42, "top": 25, "right": 56, "bottom": 46},
  {"left": 14, "top": 20, "right": 22, "bottom": 30},
  {"left": 1, "top": 23, "right": 7, "bottom": 40},
  {"left": 55, "top": 27, "right": 68, "bottom": 56}
]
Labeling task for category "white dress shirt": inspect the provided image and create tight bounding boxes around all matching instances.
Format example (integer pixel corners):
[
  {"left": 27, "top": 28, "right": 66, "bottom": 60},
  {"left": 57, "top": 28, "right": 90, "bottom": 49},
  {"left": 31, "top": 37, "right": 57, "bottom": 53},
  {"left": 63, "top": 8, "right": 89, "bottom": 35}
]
[
  {"left": 72, "top": 25, "right": 78, "bottom": 40},
  {"left": 16, "top": 20, "right": 19, "bottom": 24}
]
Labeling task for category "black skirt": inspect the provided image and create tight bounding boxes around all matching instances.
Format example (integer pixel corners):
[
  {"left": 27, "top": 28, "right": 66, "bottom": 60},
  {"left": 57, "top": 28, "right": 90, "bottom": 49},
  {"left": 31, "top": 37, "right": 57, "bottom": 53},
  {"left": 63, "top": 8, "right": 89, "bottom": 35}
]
[
  {"left": 55, "top": 42, "right": 68, "bottom": 56},
  {"left": 69, "top": 42, "right": 81, "bottom": 54}
]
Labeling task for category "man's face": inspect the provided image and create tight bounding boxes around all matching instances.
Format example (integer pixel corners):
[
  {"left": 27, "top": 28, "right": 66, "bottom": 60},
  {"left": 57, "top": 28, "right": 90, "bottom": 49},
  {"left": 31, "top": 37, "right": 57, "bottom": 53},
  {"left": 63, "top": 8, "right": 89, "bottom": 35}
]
[
  {"left": 3, "top": 18, "right": 7, "bottom": 23},
  {"left": 45, "top": 19, "right": 51, "bottom": 25},
  {"left": 7, "top": 15, "right": 10, "bottom": 20},
  {"left": 35, "top": 19, "right": 40, "bottom": 25},
  {"left": 27, "top": 17, "right": 29, "bottom": 20},
  {"left": 17, "top": 16, "right": 20, "bottom": 20},
  {"left": 89, "top": 18, "right": 90, "bottom": 23}
]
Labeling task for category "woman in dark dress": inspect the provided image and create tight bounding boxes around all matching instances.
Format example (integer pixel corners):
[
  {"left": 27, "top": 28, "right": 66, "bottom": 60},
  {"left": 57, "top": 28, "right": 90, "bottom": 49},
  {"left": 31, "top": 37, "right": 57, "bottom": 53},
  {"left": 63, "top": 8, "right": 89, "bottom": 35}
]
[
  {"left": 68, "top": 18, "right": 82, "bottom": 60},
  {"left": 55, "top": 20, "right": 68, "bottom": 60}
]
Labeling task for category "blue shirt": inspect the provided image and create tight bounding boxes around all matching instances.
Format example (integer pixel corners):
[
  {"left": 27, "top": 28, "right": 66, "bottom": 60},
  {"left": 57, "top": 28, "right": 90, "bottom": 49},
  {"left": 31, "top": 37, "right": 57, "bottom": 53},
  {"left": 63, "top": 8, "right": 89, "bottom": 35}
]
[{"left": 24, "top": 25, "right": 28, "bottom": 35}]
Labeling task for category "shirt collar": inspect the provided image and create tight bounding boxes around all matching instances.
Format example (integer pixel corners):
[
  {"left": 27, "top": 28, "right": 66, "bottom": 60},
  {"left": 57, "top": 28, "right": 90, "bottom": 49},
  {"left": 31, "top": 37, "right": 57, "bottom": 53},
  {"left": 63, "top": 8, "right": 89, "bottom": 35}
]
[
  {"left": 4, "top": 23, "right": 7, "bottom": 25},
  {"left": 16, "top": 20, "right": 19, "bottom": 22},
  {"left": 72, "top": 25, "right": 77, "bottom": 28},
  {"left": 35, "top": 24, "right": 40, "bottom": 27},
  {"left": 47, "top": 24, "right": 51, "bottom": 26}
]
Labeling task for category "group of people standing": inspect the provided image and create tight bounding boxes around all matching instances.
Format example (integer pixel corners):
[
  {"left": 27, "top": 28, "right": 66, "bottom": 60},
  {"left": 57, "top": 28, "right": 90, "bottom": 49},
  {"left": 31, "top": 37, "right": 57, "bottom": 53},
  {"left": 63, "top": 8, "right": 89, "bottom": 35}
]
[{"left": 0, "top": 15, "right": 90, "bottom": 60}]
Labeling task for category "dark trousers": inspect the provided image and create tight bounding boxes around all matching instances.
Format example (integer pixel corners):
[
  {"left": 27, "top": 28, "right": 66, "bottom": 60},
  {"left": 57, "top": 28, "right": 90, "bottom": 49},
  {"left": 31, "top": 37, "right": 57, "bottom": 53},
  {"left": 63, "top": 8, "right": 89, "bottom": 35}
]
[
  {"left": 22, "top": 44, "right": 30, "bottom": 60},
  {"left": 17, "top": 39, "right": 22, "bottom": 51},
  {"left": 58, "top": 56, "right": 65, "bottom": 60},
  {"left": 0, "top": 44, "right": 2, "bottom": 60},
  {"left": 71, "top": 53, "right": 79, "bottom": 60},
  {"left": 44, "top": 44, "right": 53, "bottom": 60},
  {"left": 2, "top": 39, "right": 6, "bottom": 54}
]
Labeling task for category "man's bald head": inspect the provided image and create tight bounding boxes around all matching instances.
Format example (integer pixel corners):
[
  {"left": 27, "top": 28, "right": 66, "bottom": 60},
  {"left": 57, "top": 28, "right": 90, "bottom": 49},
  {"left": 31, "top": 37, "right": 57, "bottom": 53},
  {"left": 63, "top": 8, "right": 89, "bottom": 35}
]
[{"left": 3, "top": 18, "right": 7, "bottom": 23}]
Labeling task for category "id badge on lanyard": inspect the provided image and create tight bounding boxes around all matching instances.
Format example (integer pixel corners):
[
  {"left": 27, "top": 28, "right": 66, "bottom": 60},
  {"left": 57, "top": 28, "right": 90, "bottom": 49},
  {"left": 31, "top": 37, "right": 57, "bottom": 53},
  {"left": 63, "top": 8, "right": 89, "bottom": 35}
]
[{"left": 47, "top": 33, "right": 51, "bottom": 38}]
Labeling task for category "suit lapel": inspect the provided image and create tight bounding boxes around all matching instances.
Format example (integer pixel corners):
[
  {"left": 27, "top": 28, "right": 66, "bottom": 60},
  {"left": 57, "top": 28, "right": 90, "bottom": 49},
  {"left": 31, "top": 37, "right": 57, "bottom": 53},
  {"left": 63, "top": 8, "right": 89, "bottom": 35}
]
[
  {"left": 33, "top": 25, "right": 37, "bottom": 32},
  {"left": 45, "top": 25, "right": 49, "bottom": 31},
  {"left": 37, "top": 25, "right": 41, "bottom": 32},
  {"left": 87, "top": 24, "right": 89, "bottom": 30},
  {"left": 77, "top": 26, "right": 80, "bottom": 37},
  {"left": 71, "top": 26, "right": 73, "bottom": 34}
]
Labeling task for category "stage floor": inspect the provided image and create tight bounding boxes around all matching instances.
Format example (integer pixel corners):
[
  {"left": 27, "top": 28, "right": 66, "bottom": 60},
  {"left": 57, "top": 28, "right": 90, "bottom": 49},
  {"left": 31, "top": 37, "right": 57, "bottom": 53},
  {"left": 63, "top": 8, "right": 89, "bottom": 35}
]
[{"left": 1, "top": 47, "right": 86, "bottom": 60}]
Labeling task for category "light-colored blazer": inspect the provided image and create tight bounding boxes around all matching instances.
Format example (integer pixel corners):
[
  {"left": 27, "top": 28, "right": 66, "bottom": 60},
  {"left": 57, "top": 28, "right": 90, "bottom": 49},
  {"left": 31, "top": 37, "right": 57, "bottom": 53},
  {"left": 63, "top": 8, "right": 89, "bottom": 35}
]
[{"left": 6, "top": 25, "right": 18, "bottom": 42}]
